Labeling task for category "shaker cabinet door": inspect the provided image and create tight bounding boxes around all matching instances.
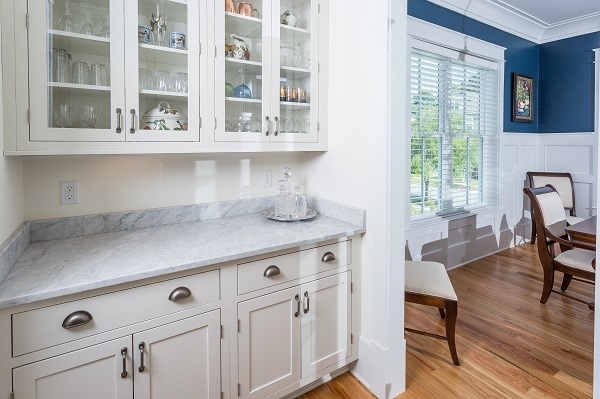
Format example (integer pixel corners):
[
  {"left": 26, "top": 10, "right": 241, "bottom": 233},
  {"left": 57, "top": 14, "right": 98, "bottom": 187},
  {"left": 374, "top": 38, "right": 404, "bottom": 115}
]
[
  {"left": 12, "top": 336, "right": 132, "bottom": 399},
  {"left": 133, "top": 310, "right": 221, "bottom": 399},
  {"left": 237, "top": 286, "right": 301, "bottom": 399}
]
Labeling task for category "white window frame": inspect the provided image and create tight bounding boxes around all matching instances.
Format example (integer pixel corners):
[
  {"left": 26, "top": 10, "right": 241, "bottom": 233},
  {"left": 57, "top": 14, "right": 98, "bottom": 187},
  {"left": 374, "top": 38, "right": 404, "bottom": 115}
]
[{"left": 407, "top": 17, "right": 506, "bottom": 224}]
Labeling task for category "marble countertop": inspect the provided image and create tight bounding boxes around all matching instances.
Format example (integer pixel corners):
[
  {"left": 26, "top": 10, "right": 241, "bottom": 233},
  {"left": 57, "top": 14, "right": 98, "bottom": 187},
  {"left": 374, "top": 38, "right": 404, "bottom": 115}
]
[{"left": 0, "top": 212, "right": 364, "bottom": 309}]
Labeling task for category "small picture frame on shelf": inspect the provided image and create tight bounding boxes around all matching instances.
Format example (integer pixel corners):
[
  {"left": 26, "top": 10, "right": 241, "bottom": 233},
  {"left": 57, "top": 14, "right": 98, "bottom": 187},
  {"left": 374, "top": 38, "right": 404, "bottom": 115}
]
[{"left": 512, "top": 72, "right": 534, "bottom": 123}]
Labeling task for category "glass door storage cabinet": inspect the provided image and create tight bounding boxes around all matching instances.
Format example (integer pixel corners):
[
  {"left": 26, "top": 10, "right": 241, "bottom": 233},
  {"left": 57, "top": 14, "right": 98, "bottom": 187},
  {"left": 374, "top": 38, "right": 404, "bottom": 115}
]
[
  {"left": 25, "top": 0, "right": 201, "bottom": 144},
  {"left": 215, "top": 0, "right": 321, "bottom": 143}
]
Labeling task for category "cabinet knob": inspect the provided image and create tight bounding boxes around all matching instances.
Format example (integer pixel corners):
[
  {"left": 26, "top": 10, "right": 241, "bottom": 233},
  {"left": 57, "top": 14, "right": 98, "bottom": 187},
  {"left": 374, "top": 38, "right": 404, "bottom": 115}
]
[
  {"left": 321, "top": 252, "right": 336, "bottom": 263},
  {"left": 62, "top": 310, "right": 93, "bottom": 329},
  {"left": 263, "top": 265, "right": 281, "bottom": 278},
  {"left": 168, "top": 286, "right": 192, "bottom": 302}
]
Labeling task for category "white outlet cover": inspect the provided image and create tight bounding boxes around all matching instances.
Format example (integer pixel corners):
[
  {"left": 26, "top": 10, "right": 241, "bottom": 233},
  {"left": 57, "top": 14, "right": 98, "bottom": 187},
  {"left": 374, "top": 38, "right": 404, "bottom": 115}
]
[{"left": 60, "top": 181, "right": 80, "bottom": 205}]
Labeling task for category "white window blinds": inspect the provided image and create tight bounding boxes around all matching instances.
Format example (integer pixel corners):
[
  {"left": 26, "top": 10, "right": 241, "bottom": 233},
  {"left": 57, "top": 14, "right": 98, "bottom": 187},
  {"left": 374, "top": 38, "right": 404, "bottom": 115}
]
[{"left": 410, "top": 47, "right": 499, "bottom": 220}]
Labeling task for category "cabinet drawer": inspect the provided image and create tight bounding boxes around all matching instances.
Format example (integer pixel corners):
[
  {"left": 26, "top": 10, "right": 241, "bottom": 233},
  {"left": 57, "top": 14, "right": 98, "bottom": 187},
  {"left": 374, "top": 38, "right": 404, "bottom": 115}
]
[
  {"left": 238, "top": 240, "right": 350, "bottom": 295},
  {"left": 12, "top": 269, "right": 220, "bottom": 357}
]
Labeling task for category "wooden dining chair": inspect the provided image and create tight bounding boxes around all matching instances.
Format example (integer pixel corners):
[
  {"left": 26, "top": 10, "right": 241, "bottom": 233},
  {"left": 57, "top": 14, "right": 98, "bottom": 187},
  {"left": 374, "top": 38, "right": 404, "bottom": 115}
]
[
  {"left": 526, "top": 172, "right": 585, "bottom": 244},
  {"left": 523, "top": 185, "right": 595, "bottom": 309},
  {"left": 405, "top": 260, "right": 459, "bottom": 365}
]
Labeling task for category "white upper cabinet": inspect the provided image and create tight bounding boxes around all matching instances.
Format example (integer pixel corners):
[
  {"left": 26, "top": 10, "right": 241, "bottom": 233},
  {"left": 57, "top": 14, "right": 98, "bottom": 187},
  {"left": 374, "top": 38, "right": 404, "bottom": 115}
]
[{"left": 0, "top": 0, "right": 327, "bottom": 154}]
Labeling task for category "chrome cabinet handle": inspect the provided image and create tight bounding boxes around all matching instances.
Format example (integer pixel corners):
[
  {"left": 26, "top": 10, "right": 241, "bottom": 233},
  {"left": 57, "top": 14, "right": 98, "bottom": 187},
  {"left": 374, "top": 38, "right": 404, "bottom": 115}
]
[
  {"left": 303, "top": 291, "right": 310, "bottom": 314},
  {"left": 168, "top": 286, "right": 191, "bottom": 302},
  {"left": 129, "top": 109, "right": 136, "bottom": 134},
  {"left": 263, "top": 265, "right": 281, "bottom": 278},
  {"left": 116, "top": 108, "right": 122, "bottom": 133},
  {"left": 274, "top": 116, "right": 279, "bottom": 136},
  {"left": 62, "top": 310, "right": 93, "bottom": 329},
  {"left": 265, "top": 116, "right": 270, "bottom": 136},
  {"left": 121, "top": 347, "right": 128, "bottom": 378},
  {"left": 138, "top": 342, "right": 145, "bottom": 372},
  {"left": 294, "top": 294, "right": 301, "bottom": 317},
  {"left": 321, "top": 252, "right": 336, "bottom": 263}
]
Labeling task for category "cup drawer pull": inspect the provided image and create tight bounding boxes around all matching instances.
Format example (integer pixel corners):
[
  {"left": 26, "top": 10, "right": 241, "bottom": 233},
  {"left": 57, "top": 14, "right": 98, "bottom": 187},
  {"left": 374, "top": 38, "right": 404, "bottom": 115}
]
[
  {"left": 168, "top": 286, "right": 192, "bottom": 302},
  {"left": 62, "top": 310, "right": 93, "bottom": 329},
  {"left": 321, "top": 252, "right": 336, "bottom": 262},
  {"left": 263, "top": 265, "right": 281, "bottom": 278}
]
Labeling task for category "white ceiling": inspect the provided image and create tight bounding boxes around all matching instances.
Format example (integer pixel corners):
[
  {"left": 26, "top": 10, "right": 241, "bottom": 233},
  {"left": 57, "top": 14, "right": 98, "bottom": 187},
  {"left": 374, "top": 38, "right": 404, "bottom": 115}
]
[{"left": 426, "top": 0, "right": 600, "bottom": 43}]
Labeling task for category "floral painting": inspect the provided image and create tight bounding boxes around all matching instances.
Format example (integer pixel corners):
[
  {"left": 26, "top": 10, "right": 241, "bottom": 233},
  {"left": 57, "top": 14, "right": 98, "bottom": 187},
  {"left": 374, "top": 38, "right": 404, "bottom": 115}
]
[{"left": 512, "top": 73, "right": 534, "bottom": 122}]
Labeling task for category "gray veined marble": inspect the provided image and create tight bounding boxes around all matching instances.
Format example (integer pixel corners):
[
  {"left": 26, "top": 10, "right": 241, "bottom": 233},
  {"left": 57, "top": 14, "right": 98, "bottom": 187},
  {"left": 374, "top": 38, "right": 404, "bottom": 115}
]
[{"left": 0, "top": 197, "right": 366, "bottom": 309}]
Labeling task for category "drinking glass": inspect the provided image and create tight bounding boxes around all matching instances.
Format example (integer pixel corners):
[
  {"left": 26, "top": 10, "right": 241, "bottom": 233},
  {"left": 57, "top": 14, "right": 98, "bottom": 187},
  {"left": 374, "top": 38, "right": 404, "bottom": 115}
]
[
  {"left": 150, "top": 1, "right": 168, "bottom": 46},
  {"left": 72, "top": 61, "right": 90, "bottom": 85},
  {"left": 80, "top": 105, "right": 100, "bottom": 128},
  {"left": 54, "top": 104, "right": 73, "bottom": 128},
  {"left": 139, "top": 68, "right": 154, "bottom": 90},
  {"left": 52, "top": 49, "right": 71, "bottom": 83},
  {"left": 79, "top": 3, "right": 95, "bottom": 36},
  {"left": 154, "top": 70, "right": 171, "bottom": 91},
  {"left": 172, "top": 72, "right": 188, "bottom": 93},
  {"left": 292, "top": 185, "right": 308, "bottom": 219},
  {"left": 56, "top": 0, "right": 77, "bottom": 32},
  {"left": 90, "top": 63, "right": 108, "bottom": 86}
]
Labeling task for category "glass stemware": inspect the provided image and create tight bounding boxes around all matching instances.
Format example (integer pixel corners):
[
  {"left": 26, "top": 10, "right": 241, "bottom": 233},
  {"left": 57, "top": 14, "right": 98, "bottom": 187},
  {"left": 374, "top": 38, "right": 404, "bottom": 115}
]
[
  {"left": 99, "top": 6, "right": 110, "bottom": 38},
  {"left": 79, "top": 3, "right": 95, "bottom": 36},
  {"left": 56, "top": 0, "right": 77, "bottom": 32},
  {"left": 150, "top": 1, "right": 168, "bottom": 46}
]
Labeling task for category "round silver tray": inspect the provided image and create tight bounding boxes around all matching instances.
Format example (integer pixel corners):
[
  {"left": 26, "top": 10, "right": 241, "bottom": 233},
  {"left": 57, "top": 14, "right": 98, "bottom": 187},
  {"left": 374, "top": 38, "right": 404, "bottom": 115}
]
[{"left": 261, "top": 208, "right": 318, "bottom": 222}]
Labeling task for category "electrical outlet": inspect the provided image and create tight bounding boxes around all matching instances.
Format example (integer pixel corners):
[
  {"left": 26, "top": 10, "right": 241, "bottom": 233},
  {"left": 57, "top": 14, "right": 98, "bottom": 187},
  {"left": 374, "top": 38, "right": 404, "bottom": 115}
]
[
  {"left": 60, "top": 181, "right": 80, "bottom": 205},
  {"left": 262, "top": 170, "right": 272, "bottom": 188}
]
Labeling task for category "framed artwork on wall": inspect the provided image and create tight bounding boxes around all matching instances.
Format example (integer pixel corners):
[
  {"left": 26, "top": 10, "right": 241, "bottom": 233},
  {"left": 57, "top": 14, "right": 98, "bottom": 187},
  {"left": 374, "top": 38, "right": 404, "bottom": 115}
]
[{"left": 512, "top": 73, "right": 534, "bottom": 122}]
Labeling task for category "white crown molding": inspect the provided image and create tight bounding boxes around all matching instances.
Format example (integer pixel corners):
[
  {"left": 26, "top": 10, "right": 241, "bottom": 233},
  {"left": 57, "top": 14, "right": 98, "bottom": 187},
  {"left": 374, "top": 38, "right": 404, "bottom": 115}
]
[{"left": 423, "top": 0, "right": 600, "bottom": 44}]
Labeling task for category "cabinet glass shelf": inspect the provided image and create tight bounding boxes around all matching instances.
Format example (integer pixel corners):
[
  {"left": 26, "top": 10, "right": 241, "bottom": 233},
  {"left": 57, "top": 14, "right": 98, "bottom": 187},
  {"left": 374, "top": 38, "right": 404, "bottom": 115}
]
[
  {"left": 140, "top": 89, "right": 188, "bottom": 101},
  {"left": 226, "top": 97, "right": 262, "bottom": 104},
  {"left": 138, "top": 44, "right": 188, "bottom": 66},
  {"left": 225, "top": 12, "right": 262, "bottom": 37},
  {"left": 49, "top": 82, "right": 111, "bottom": 97},
  {"left": 48, "top": 30, "right": 110, "bottom": 57}
]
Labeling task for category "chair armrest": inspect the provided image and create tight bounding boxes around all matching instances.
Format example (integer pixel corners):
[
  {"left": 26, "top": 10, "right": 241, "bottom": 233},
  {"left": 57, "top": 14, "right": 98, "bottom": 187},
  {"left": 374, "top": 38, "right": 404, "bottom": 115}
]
[{"left": 545, "top": 228, "right": 573, "bottom": 249}]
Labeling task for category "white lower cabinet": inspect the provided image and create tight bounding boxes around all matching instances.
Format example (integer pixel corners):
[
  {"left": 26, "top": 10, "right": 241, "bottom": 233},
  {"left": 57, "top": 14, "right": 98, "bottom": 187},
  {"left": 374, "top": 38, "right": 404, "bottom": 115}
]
[
  {"left": 12, "top": 310, "right": 221, "bottom": 399},
  {"left": 237, "top": 272, "right": 350, "bottom": 399},
  {"left": 1, "top": 237, "right": 359, "bottom": 399}
]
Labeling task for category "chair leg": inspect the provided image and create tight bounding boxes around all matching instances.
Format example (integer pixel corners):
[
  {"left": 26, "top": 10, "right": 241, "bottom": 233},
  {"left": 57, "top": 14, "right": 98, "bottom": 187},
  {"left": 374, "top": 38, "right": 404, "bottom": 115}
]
[
  {"left": 438, "top": 308, "right": 446, "bottom": 319},
  {"left": 561, "top": 274, "right": 573, "bottom": 291},
  {"left": 531, "top": 217, "right": 536, "bottom": 245},
  {"left": 540, "top": 266, "right": 555, "bottom": 304},
  {"left": 445, "top": 300, "right": 459, "bottom": 366}
]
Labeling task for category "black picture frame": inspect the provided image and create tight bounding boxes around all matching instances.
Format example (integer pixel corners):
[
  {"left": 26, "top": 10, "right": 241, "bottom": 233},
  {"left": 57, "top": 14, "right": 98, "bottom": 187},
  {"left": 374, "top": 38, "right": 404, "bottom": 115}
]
[{"left": 512, "top": 73, "right": 534, "bottom": 123}]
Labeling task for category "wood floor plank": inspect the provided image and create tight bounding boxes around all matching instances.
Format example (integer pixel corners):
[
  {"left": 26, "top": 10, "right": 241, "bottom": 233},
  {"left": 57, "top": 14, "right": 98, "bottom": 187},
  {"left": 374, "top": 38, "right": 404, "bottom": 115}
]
[{"left": 301, "top": 244, "right": 593, "bottom": 399}]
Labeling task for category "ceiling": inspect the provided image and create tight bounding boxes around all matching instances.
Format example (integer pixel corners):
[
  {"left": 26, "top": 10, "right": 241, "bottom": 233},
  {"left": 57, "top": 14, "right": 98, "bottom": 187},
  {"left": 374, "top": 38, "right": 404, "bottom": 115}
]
[{"left": 427, "top": 0, "right": 600, "bottom": 43}]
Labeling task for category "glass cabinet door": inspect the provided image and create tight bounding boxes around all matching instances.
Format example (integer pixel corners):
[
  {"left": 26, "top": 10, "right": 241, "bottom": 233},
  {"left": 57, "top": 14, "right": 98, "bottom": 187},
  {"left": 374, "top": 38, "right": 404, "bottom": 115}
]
[
  {"left": 274, "top": 0, "right": 318, "bottom": 143},
  {"left": 216, "top": 0, "right": 268, "bottom": 142},
  {"left": 29, "top": 0, "right": 125, "bottom": 141},
  {"left": 215, "top": 0, "right": 319, "bottom": 143},
  {"left": 124, "top": 0, "right": 200, "bottom": 142}
]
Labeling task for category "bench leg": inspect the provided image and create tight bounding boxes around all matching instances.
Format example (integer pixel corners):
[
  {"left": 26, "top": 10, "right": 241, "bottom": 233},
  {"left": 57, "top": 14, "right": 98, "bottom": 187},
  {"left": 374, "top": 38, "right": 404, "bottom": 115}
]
[
  {"left": 445, "top": 300, "right": 460, "bottom": 366},
  {"left": 438, "top": 308, "right": 445, "bottom": 319}
]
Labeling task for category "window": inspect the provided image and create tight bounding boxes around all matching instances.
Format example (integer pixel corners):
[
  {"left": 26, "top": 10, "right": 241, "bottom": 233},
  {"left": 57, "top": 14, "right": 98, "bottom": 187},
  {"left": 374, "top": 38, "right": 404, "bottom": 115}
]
[{"left": 409, "top": 33, "right": 501, "bottom": 221}]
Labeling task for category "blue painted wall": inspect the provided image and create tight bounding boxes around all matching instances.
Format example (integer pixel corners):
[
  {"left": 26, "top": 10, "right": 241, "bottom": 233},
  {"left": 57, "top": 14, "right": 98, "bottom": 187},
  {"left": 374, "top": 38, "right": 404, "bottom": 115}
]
[
  {"left": 408, "top": 0, "right": 599, "bottom": 133},
  {"left": 539, "top": 33, "right": 600, "bottom": 132}
]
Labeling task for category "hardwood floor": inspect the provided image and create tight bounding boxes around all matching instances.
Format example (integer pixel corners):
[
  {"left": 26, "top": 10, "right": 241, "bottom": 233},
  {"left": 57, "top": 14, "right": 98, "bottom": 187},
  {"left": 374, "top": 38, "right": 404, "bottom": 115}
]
[{"left": 300, "top": 243, "right": 594, "bottom": 399}]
